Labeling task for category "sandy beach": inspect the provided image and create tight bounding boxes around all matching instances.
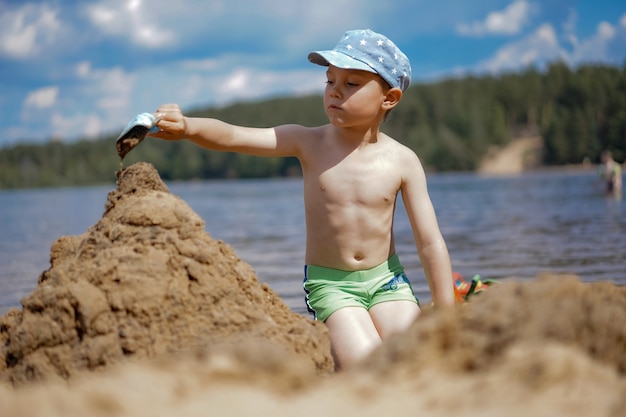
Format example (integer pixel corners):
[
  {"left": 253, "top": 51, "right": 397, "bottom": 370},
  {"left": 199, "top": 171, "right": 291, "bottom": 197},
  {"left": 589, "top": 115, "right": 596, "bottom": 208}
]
[{"left": 1, "top": 162, "right": 625, "bottom": 417}]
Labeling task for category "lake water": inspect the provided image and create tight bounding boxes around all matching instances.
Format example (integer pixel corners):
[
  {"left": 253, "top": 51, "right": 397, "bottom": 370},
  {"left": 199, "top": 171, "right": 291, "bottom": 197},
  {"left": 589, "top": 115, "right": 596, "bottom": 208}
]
[{"left": 1, "top": 169, "right": 624, "bottom": 316}]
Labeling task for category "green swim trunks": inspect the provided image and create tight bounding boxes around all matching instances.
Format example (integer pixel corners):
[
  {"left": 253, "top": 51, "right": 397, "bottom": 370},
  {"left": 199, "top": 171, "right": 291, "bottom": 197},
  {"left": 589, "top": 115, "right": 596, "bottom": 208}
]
[{"left": 303, "top": 254, "right": 419, "bottom": 322}]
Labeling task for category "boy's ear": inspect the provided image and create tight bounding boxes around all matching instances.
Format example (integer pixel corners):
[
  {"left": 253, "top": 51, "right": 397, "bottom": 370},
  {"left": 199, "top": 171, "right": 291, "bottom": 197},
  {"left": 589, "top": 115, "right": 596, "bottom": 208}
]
[{"left": 382, "top": 87, "right": 403, "bottom": 110}]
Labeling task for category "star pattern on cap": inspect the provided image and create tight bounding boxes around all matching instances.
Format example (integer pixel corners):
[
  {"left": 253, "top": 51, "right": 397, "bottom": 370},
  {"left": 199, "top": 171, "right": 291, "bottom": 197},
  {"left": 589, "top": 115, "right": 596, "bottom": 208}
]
[{"left": 311, "top": 29, "right": 411, "bottom": 91}]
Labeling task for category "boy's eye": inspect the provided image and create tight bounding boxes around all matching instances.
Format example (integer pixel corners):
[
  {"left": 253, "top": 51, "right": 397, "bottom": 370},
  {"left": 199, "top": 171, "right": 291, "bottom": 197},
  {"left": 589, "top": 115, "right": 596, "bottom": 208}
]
[{"left": 325, "top": 79, "right": 359, "bottom": 87}]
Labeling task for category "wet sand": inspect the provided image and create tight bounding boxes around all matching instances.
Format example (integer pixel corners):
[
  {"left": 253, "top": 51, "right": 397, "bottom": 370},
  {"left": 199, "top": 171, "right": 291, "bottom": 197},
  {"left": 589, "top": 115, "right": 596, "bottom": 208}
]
[{"left": 1, "top": 163, "right": 625, "bottom": 416}]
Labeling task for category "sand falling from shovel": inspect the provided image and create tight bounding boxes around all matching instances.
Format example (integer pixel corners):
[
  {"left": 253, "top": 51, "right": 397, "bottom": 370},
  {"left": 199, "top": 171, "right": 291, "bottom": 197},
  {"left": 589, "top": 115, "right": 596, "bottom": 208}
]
[{"left": 115, "top": 113, "right": 161, "bottom": 174}]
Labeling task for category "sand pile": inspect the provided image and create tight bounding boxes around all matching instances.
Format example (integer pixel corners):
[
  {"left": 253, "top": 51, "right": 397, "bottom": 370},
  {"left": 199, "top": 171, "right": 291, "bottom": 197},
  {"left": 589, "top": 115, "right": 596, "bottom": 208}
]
[
  {"left": 0, "top": 162, "right": 333, "bottom": 387},
  {"left": 350, "top": 275, "right": 626, "bottom": 414},
  {"left": 1, "top": 163, "right": 626, "bottom": 416}
]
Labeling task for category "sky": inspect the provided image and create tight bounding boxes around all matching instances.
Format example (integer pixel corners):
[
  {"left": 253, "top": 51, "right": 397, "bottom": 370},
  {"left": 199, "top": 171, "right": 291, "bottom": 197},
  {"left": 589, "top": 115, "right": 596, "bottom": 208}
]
[{"left": 0, "top": 0, "right": 625, "bottom": 147}]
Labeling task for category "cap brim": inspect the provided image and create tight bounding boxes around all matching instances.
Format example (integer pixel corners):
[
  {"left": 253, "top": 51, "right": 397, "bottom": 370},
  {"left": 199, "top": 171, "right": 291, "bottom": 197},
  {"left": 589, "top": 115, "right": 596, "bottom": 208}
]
[{"left": 308, "top": 50, "right": 375, "bottom": 73}]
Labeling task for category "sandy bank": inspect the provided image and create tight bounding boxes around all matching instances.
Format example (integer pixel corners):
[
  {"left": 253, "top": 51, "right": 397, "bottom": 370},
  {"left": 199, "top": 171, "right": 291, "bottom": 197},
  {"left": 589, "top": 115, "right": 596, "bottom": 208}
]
[{"left": 479, "top": 136, "right": 543, "bottom": 175}]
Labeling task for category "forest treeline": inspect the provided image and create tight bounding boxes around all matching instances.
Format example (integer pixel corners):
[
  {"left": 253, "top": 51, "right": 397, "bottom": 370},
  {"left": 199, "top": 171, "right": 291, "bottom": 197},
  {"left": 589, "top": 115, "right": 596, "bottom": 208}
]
[{"left": 1, "top": 62, "right": 625, "bottom": 189}]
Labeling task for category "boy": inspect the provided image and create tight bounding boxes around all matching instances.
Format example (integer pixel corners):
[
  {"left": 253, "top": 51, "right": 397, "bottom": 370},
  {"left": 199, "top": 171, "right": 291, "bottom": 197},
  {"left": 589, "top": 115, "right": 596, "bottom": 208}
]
[{"left": 150, "top": 29, "right": 455, "bottom": 369}]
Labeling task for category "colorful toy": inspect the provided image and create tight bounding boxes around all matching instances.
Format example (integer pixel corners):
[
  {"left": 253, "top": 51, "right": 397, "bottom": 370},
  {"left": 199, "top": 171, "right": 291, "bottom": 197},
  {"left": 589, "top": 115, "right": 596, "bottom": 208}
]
[{"left": 453, "top": 272, "right": 496, "bottom": 303}]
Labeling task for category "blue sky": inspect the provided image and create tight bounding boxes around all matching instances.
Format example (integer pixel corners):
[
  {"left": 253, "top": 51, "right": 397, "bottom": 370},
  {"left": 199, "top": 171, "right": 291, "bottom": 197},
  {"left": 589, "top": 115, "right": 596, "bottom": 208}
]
[{"left": 0, "top": 0, "right": 625, "bottom": 147}]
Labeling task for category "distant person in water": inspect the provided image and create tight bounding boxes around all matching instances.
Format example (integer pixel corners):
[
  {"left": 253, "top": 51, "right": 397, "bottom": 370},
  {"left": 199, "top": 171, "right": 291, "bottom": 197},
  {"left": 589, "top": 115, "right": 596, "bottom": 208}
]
[
  {"left": 599, "top": 150, "right": 622, "bottom": 195},
  {"left": 149, "top": 29, "right": 455, "bottom": 369}
]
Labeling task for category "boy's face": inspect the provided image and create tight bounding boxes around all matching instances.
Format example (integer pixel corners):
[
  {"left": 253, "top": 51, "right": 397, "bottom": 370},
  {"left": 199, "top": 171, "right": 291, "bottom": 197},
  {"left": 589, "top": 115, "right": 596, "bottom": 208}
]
[{"left": 323, "top": 65, "right": 394, "bottom": 127}]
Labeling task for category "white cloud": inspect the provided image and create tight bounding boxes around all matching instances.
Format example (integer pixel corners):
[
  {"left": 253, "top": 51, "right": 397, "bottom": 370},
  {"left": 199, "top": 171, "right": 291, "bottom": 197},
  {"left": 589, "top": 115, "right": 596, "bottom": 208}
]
[
  {"left": 471, "top": 11, "right": 626, "bottom": 75},
  {"left": 457, "top": 0, "right": 534, "bottom": 37},
  {"left": 476, "top": 23, "right": 563, "bottom": 72},
  {"left": 269, "top": 0, "right": 378, "bottom": 51},
  {"left": 212, "top": 68, "right": 325, "bottom": 103},
  {"left": 127, "top": 56, "right": 325, "bottom": 112},
  {"left": 569, "top": 21, "right": 617, "bottom": 64},
  {"left": 132, "top": 62, "right": 322, "bottom": 136},
  {"left": 67, "top": 65, "right": 137, "bottom": 139},
  {"left": 0, "top": 4, "right": 61, "bottom": 59},
  {"left": 598, "top": 21, "right": 616, "bottom": 38},
  {"left": 563, "top": 8, "right": 579, "bottom": 48},
  {"left": 85, "top": 0, "right": 176, "bottom": 48},
  {"left": 179, "top": 59, "right": 220, "bottom": 72},
  {"left": 19, "top": 64, "right": 138, "bottom": 140},
  {"left": 2, "top": 0, "right": 624, "bottom": 145},
  {"left": 560, "top": 10, "right": 626, "bottom": 66},
  {"left": 51, "top": 113, "right": 103, "bottom": 140},
  {"left": 84, "top": 0, "right": 371, "bottom": 54},
  {"left": 222, "top": 69, "right": 250, "bottom": 95},
  {"left": 15, "top": 52, "right": 325, "bottom": 141},
  {"left": 94, "top": 67, "right": 136, "bottom": 111},
  {"left": 76, "top": 61, "right": 92, "bottom": 78},
  {"left": 24, "top": 86, "right": 59, "bottom": 109}
]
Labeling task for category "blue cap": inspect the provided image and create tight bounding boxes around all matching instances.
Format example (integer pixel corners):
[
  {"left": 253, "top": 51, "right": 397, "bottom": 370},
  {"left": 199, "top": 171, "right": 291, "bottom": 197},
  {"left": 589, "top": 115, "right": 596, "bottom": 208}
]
[{"left": 308, "top": 29, "right": 411, "bottom": 91}]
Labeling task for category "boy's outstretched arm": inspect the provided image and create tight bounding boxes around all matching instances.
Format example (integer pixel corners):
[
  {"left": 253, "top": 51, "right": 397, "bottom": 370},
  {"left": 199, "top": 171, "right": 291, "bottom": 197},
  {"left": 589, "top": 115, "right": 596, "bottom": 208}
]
[
  {"left": 149, "top": 103, "right": 302, "bottom": 158},
  {"left": 400, "top": 151, "right": 455, "bottom": 307}
]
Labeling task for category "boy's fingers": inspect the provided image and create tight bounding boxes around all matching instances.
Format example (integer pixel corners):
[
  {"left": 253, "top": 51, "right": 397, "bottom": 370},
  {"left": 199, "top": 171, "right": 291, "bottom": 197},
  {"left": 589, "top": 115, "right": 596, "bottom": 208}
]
[
  {"left": 155, "top": 103, "right": 180, "bottom": 112},
  {"left": 149, "top": 104, "right": 184, "bottom": 141},
  {"left": 155, "top": 110, "right": 183, "bottom": 124},
  {"left": 154, "top": 111, "right": 173, "bottom": 122},
  {"left": 155, "top": 118, "right": 181, "bottom": 130},
  {"left": 149, "top": 129, "right": 178, "bottom": 141},
  {"left": 155, "top": 104, "right": 182, "bottom": 118},
  {"left": 149, "top": 118, "right": 184, "bottom": 141}
]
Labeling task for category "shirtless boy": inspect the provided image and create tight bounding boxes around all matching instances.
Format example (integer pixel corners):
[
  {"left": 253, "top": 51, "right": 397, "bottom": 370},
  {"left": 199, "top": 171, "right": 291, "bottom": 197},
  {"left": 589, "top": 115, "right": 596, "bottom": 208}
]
[{"left": 150, "top": 29, "right": 455, "bottom": 369}]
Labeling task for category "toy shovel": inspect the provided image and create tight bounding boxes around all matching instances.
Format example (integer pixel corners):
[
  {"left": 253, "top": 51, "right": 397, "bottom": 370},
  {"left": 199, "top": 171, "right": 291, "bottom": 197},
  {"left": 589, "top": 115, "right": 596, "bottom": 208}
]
[{"left": 115, "top": 113, "right": 160, "bottom": 159}]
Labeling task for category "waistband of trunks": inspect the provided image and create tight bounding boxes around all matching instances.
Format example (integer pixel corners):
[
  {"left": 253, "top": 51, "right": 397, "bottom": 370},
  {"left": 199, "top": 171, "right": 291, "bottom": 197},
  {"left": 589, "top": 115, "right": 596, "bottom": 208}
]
[{"left": 305, "top": 254, "right": 402, "bottom": 282}]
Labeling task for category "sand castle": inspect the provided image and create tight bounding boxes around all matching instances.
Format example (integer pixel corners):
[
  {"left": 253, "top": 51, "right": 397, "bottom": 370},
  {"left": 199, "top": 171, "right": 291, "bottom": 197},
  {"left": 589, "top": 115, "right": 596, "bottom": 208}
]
[{"left": 0, "top": 163, "right": 333, "bottom": 387}]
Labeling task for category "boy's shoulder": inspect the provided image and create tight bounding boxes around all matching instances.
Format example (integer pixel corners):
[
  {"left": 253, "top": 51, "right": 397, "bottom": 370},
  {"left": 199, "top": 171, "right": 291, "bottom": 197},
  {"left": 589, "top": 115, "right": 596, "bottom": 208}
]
[
  {"left": 380, "top": 134, "right": 425, "bottom": 172},
  {"left": 278, "top": 123, "right": 327, "bottom": 138},
  {"left": 380, "top": 132, "right": 417, "bottom": 154}
]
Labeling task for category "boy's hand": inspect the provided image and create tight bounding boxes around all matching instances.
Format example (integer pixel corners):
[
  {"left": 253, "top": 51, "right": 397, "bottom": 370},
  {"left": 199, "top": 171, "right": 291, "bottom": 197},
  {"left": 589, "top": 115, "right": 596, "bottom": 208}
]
[{"left": 149, "top": 104, "right": 187, "bottom": 141}]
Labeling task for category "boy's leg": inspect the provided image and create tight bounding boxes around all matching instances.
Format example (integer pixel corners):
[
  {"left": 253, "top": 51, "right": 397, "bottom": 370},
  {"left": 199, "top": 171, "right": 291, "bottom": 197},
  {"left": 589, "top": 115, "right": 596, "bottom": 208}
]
[
  {"left": 369, "top": 300, "right": 420, "bottom": 340},
  {"left": 325, "top": 306, "right": 382, "bottom": 370}
]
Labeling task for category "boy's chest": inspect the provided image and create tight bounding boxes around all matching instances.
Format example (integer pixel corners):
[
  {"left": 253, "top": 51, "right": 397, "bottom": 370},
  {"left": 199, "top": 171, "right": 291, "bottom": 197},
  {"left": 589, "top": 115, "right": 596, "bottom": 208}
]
[{"left": 314, "top": 153, "right": 400, "bottom": 206}]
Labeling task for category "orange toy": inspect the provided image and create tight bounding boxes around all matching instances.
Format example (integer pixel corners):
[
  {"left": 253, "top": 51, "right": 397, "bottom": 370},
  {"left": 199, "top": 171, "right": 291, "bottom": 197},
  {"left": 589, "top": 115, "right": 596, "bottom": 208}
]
[{"left": 453, "top": 272, "right": 496, "bottom": 303}]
